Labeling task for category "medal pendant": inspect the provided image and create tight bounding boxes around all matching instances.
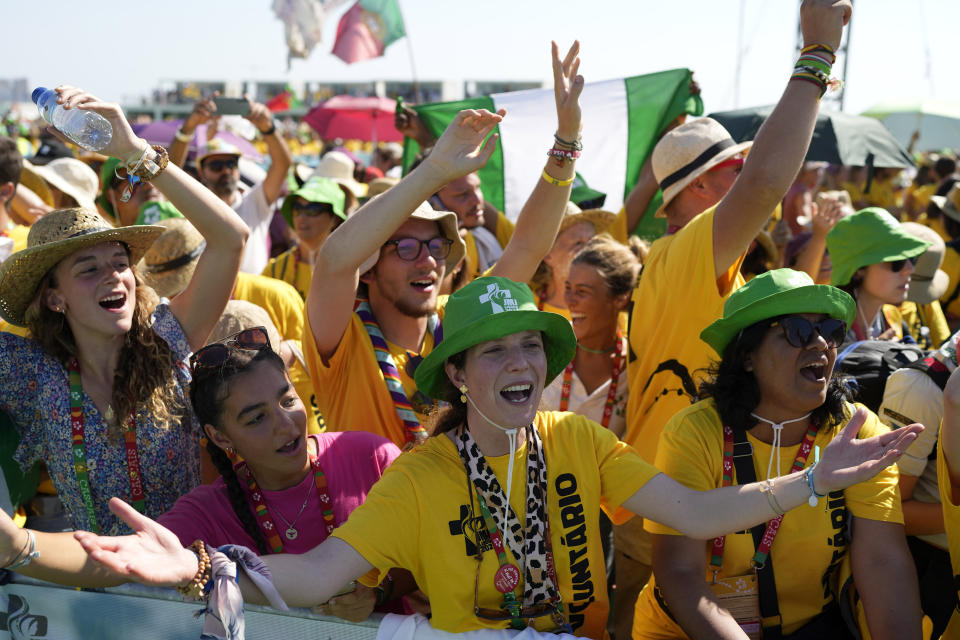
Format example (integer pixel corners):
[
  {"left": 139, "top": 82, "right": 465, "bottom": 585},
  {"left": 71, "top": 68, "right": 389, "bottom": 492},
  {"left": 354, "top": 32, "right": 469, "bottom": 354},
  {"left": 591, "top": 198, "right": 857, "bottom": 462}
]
[
  {"left": 285, "top": 527, "right": 298, "bottom": 540},
  {"left": 494, "top": 564, "right": 521, "bottom": 594},
  {"left": 808, "top": 495, "right": 818, "bottom": 508}
]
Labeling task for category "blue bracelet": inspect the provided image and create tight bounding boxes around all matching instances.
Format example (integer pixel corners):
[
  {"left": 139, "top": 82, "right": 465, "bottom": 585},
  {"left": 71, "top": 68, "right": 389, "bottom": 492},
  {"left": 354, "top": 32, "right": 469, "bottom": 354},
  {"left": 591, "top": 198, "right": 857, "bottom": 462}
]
[{"left": 806, "top": 463, "right": 826, "bottom": 507}]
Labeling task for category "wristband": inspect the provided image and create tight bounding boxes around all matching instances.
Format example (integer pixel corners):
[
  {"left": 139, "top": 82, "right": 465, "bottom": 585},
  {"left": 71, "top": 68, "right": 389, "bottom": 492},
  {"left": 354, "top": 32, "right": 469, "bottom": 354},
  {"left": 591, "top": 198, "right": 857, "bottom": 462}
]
[
  {"left": 541, "top": 169, "right": 574, "bottom": 187},
  {"left": 260, "top": 122, "right": 277, "bottom": 136},
  {"left": 805, "top": 463, "right": 826, "bottom": 507},
  {"left": 175, "top": 128, "right": 193, "bottom": 143}
]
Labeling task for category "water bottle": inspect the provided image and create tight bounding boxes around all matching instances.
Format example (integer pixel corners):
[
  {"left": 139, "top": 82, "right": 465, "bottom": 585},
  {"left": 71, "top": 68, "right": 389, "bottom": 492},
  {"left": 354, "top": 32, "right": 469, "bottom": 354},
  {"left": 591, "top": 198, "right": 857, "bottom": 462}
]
[{"left": 32, "top": 87, "right": 113, "bottom": 152}]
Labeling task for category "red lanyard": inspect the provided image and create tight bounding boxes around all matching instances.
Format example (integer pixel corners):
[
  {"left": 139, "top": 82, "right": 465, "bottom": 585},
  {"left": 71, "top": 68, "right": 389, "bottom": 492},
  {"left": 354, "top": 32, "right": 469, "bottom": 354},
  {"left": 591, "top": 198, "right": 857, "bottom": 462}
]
[
  {"left": 559, "top": 329, "right": 624, "bottom": 429},
  {"left": 240, "top": 452, "right": 336, "bottom": 554},
  {"left": 68, "top": 358, "right": 145, "bottom": 533},
  {"left": 711, "top": 422, "right": 819, "bottom": 570}
]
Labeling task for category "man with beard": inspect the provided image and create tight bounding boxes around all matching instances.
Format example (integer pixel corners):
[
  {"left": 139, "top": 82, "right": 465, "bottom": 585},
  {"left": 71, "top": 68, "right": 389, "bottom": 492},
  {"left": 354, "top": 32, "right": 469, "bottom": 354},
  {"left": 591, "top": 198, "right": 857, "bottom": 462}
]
[{"left": 171, "top": 95, "right": 292, "bottom": 273}]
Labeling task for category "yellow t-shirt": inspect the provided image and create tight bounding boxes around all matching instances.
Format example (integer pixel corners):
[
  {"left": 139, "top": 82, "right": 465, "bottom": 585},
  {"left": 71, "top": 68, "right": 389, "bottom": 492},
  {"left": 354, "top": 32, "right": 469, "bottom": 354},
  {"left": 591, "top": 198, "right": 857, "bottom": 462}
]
[
  {"left": 232, "top": 272, "right": 304, "bottom": 343},
  {"left": 942, "top": 246, "right": 960, "bottom": 319},
  {"left": 332, "top": 411, "right": 659, "bottom": 638},
  {"left": 303, "top": 299, "right": 447, "bottom": 447},
  {"left": 862, "top": 179, "right": 898, "bottom": 211},
  {"left": 463, "top": 211, "right": 515, "bottom": 284},
  {"left": 608, "top": 206, "right": 629, "bottom": 246},
  {"left": 938, "top": 442, "right": 960, "bottom": 638},
  {"left": 625, "top": 206, "right": 745, "bottom": 462},
  {"left": 918, "top": 214, "right": 950, "bottom": 243},
  {"left": 910, "top": 183, "right": 938, "bottom": 216},
  {"left": 633, "top": 399, "right": 902, "bottom": 639},
  {"left": 262, "top": 247, "right": 313, "bottom": 301},
  {"left": 5, "top": 224, "right": 29, "bottom": 253},
  {"left": 900, "top": 300, "right": 951, "bottom": 350}
]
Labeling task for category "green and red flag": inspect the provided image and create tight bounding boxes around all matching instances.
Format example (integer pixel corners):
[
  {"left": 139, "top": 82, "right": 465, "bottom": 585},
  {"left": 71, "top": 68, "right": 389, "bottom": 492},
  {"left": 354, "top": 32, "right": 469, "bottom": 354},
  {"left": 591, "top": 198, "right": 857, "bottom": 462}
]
[
  {"left": 332, "top": 0, "right": 405, "bottom": 64},
  {"left": 266, "top": 84, "right": 305, "bottom": 113}
]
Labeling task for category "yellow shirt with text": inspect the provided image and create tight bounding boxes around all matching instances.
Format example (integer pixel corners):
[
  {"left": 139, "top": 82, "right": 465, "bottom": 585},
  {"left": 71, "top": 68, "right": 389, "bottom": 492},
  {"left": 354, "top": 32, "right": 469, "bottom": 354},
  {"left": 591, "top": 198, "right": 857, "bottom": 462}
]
[
  {"left": 332, "top": 411, "right": 659, "bottom": 638},
  {"left": 633, "top": 399, "right": 902, "bottom": 639}
]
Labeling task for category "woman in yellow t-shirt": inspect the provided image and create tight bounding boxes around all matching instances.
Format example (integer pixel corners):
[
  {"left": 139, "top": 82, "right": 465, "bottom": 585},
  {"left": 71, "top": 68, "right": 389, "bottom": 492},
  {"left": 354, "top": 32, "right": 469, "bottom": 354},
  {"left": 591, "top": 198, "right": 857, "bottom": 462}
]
[{"left": 633, "top": 268, "right": 920, "bottom": 639}]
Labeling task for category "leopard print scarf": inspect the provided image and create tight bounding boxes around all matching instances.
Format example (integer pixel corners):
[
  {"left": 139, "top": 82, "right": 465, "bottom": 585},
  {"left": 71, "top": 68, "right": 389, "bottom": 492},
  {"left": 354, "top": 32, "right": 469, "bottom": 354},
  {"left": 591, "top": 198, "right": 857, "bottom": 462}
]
[{"left": 456, "top": 425, "right": 559, "bottom": 607}]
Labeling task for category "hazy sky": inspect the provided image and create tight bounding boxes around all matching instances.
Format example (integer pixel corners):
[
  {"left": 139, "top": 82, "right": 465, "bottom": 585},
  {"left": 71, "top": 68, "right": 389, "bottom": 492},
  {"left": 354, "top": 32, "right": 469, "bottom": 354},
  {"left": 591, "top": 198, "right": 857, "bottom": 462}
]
[{"left": 4, "top": 0, "right": 956, "bottom": 116}]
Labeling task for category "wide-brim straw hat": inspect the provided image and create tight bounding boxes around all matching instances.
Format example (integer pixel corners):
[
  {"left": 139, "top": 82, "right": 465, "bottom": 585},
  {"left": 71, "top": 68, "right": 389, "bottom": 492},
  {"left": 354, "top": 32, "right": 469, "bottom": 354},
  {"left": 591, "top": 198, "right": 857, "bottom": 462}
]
[
  {"left": 365, "top": 177, "right": 400, "bottom": 199},
  {"left": 700, "top": 268, "right": 855, "bottom": 356},
  {"left": 358, "top": 200, "right": 465, "bottom": 275},
  {"left": 901, "top": 221, "right": 949, "bottom": 304},
  {"left": 209, "top": 299, "right": 282, "bottom": 350},
  {"left": 0, "top": 208, "right": 163, "bottom": 326},
  {"left": 312, "top": 151, "right": 368, "bottom": 199},
  {"left": 559, "top": 207, "right": 617, "bottom": 236},
  {"left": 652, "top": 117, "right": 752, "bottom": 218},
  {"left": 826, "top": 207, "right": 930, "bottom": 287},
  {"left": 29, "top": 158, "right": 99, "bottom": 212},
  {"left": 138, "top": 218, "right": 206, "bottom": 299},
  {"left": 414, "top": 276, "right": 575, "bottom": 400}
]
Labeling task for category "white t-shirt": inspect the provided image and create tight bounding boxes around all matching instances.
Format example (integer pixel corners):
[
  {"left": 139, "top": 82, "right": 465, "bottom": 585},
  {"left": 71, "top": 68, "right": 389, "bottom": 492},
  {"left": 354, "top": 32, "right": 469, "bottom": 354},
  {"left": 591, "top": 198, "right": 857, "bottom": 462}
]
[
  {"left": 231, "top": 182, "right": 273, "bottom": 274},
  {"left": 539, "top": 361, "right": 628, "bottom": 438}
]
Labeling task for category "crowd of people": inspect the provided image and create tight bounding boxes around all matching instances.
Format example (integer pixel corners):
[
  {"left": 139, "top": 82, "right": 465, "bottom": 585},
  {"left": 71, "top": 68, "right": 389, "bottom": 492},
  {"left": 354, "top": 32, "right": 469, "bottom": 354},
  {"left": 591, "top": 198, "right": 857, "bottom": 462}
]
[{"left": 3, "top": 1, "right": 960, "bottom": 639}]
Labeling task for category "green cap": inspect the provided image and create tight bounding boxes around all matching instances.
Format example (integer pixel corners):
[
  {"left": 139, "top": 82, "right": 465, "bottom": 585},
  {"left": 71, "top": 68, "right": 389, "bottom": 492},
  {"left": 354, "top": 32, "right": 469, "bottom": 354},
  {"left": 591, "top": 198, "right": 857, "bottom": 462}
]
[
  {"left": 135, "top": 200, "right": 184, "bottom": 226},
  {"left": 280, "top": 176, "right": 347, "bottom": 227},
  {"left": 570, "top": 173, "right": 606, "bottom": 208},
  {"left": 97, "top": 157, "right": 123, "bottom": 221},
  {"left": 700, "top": 268, "right": 855, "bottom": 356},
  {"left": 414, "top": 276, "right": 576, "bottom": 401},
  {"left": 826, "top": 207, "right": 930, "bottom": 286}
]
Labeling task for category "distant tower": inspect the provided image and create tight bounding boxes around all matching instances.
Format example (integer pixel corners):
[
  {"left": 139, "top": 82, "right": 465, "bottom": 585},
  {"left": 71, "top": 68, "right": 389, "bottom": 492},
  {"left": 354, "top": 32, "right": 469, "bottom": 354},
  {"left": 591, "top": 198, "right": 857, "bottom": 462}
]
[{"left": 796, "top": 0, "right": 852, "bottom": 110}]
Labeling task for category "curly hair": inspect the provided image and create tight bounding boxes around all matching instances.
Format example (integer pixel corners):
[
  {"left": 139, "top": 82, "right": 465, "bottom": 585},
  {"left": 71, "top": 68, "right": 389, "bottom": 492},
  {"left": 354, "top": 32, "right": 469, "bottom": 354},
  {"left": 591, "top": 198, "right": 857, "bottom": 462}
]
[
  {"left": 190, "top": 347, "right": 288, "bottom": 555},
  {"left": 698, "top": 316, "right": 851, "bottom": 433},
  {"left": 24, "top": 258, "right": 183, "bottom": 441}
]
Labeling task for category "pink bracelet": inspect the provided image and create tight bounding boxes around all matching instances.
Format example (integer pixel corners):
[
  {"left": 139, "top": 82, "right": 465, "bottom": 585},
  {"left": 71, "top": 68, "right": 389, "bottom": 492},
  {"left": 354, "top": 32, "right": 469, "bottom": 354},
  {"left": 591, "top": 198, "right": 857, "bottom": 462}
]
[{"left": 547, "top": 148, "right": 581, "bottom": 160}]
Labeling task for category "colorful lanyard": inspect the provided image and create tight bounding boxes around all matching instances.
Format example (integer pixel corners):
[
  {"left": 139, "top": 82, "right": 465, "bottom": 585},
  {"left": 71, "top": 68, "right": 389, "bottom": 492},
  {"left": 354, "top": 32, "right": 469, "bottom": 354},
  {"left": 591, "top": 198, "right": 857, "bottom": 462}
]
[
  {"left": 711, "top": 422, "right": 819, "bottom": 570},
  {"left": 354, "top": 297, "right": 442, "bottom": 446},
  {"left": 68, "top": 358, "right": 145, "bottom": 533},
  {"left": 240, "top": 452, "right": 335, "bottom": 554},
  {"left": 559, "top": 329, "right": 625, "bottom": 429}
]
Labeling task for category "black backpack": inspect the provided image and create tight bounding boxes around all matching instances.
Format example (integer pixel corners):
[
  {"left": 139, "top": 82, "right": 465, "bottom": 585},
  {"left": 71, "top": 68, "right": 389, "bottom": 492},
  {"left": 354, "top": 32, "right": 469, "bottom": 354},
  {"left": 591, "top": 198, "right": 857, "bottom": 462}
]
[{"left": 834, "top": 340, "right": 926, "bottom": 412}]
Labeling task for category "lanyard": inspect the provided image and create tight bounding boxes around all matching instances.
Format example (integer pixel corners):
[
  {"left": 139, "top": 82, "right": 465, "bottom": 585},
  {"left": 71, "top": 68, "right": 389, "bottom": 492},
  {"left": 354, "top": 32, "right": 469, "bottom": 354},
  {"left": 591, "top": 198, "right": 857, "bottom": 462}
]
[
  {"left": 711, "top": 422, "right": 819, "bottom": 571},
  {"left": 68, "top": 358, "right": 145, "bottom": 533},
  {"left": 240, "top": 452, "right": 335, "bottom": 554},
  {"left": 471, "top": 483, "right": 525, "bottom": 628},
  {"left": 559, "top": 329, "right": 624, "bottom": 429}
]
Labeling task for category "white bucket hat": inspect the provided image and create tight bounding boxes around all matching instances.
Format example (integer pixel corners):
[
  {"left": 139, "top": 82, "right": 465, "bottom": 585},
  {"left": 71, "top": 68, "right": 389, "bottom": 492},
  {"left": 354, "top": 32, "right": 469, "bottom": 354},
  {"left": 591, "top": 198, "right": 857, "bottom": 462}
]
[
  {"left": 312, "top": 151, "right": 368, "bottom": 199},
  {"left": 30, "top": 158, "right": 99, "bottom": 212}
]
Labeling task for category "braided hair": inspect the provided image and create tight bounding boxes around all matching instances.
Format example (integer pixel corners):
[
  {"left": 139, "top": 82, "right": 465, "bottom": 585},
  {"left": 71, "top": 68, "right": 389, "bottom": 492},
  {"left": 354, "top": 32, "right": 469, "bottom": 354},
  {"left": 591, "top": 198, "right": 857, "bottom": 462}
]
[{"left": 190, "top": 347, "right": 288, "bottom": 555}]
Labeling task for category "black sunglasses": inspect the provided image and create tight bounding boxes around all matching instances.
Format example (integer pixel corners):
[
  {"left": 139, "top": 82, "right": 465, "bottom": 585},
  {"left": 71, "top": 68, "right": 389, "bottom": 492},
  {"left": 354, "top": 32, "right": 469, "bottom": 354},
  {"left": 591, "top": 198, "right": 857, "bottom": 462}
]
[
  {"left": 384, "top": 236, "right": 453, "bottom": 262},
  {"left": 189, "top": 326, "right": 271, "bottom": 373},
  {"left": 770, "top": 316, "right": 846, "bottom": 349},
  {"left": 292, "top": 201, "right": 335, "bottom": 217},
  {"left": 203, "top": 158, "right": 239, "bottom": 172},
  {"left": 886, "top": 256, "right": 919, "bottom": 273}
]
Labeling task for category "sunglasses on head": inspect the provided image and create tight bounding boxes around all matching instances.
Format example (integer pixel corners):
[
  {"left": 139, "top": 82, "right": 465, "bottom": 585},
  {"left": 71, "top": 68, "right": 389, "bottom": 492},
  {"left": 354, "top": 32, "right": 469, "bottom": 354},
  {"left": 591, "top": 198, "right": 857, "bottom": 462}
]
[
  {"left": 885, "top": 256, "right": 919, "bottom": 273},
  {"left": 384, "top": 236, "right": 453, "bottom": 262},
  {"left": 769, "top": 316, "right": 846, "bottom": 349},
  {"left": 292, "top": 201, "right": 335, "bottom": 217},
  {"left": 189, "top": 326, "right": 271, "bottom": 373},
  {"left": 203, "top": 158, "right": 239, "bottom": 173}
]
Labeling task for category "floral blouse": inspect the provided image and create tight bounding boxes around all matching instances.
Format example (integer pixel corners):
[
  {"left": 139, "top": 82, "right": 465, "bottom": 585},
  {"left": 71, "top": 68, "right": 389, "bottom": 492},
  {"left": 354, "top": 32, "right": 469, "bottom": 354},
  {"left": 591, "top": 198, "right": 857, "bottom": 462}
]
[{"left": 0, "top": 305, "right": 200, "bottom": 535}]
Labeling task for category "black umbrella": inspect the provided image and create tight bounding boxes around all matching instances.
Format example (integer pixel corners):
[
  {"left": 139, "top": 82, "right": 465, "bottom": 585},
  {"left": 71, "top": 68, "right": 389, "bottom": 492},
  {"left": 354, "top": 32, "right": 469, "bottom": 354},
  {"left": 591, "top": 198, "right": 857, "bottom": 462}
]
[{"left": 708, "top": 105, "right": 914, "bottom": 168}]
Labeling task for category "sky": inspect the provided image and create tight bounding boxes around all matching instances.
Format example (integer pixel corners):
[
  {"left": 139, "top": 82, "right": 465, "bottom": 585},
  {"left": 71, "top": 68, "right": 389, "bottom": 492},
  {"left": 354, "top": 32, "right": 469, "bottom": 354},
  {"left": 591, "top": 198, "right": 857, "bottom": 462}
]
[{"left": 3, "top": 0, "right": 957, "bottom": 116}]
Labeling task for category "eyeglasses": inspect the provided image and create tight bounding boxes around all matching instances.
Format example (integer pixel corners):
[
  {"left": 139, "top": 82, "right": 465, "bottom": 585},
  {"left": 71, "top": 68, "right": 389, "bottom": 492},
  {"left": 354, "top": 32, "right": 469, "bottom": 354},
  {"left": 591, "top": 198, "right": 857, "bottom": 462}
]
[
  {"left": 472, "top": 558, "right": 561, "bottom": 623},
  {"left": 886, "top": 256, "right": 919, "bottom": 273},
  {"left": 770, "top": 316, "right": 846, "bottom": 349},
  {"left": 203, "top": 158, "right": 239, "bottom": 173},
  {"left": 189, "top": 326, "right": 271, "bottom": 373},
  {"left": 292, "top": 201, "right": 334, "bottom": 217},
  {"left": 384, "top": 236, "right": 453, "bottom": 262}
]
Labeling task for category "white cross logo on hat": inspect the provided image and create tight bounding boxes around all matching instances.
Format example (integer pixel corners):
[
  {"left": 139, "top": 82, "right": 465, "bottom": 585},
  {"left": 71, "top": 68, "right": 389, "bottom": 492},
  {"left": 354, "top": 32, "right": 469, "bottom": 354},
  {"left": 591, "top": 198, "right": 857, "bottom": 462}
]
[{"left": 479, "top": 282, "right": 517, "bottom": 314}]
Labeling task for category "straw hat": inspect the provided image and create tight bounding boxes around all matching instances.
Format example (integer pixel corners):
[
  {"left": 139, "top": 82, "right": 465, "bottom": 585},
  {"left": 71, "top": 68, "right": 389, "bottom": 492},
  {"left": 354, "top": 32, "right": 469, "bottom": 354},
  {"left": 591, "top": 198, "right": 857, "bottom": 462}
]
[
  {"left": 138, "top": 218, "right": 206, "bottom": 299},
  {"left": 312, "top": 151, "right": 368, "bottom": 199},
  {"left": 0, "top": 208, "right": 163, "bottom": 326},
  {"left": 366, "top": 176, "right": 399, "bottom": 199},
  {"left": 651, "top": 118, "right": 752, "bottom": 218},
  {"left": 29, "top": 158, "right": 99, "bottom": 212},
  {"left": 900, "top": 222, "right": 949, "bottom": 304},
  {"left": 209, "top": 299, "right": 281, "bottom": 350},
  {"left": 358, "top": 199, "right": 465, "bottom": 275},
  {"left": 559, "top": 207, "right": 617, "bottom": 236}
]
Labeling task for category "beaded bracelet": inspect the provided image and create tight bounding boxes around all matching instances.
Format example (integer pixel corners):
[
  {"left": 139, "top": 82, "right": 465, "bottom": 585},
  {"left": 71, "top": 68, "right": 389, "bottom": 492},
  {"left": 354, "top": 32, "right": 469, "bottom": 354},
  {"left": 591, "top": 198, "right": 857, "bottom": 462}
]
[
  {"left": 130, "top": 146, "right": 170, "bottom": 181},
  {"left": 541, "top": 169, "right": 575, "bottom": 187},
  {"left": 176, "top": 539, "right": 212, "bottom": 600},
  {"left": 801, "top": 43, "right": 836, "bottom": 60},
  {"left": 553, "top": 133, "right": 583, "bottom": 151},
  {"left": 547, "top": 148, "right": 581, "bottom": 160}
]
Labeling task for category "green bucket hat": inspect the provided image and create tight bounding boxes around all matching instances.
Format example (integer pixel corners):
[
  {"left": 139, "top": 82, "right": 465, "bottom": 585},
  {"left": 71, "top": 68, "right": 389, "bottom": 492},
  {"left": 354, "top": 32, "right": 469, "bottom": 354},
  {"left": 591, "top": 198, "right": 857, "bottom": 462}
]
[
  {"left": 414, "top": 276, "right": 576, "bottom": 401},
  {"left": 700, "top": 268, "right": 855, "bottom": 356},
  {"left": 280, "top": 176, "right": 347, "bottom": 227},
  {"left": 97, "top": 157, "right": 123, "bottom": 221},
  {"left": 826, "top": 207, "right": 930, "bottom": 286}
]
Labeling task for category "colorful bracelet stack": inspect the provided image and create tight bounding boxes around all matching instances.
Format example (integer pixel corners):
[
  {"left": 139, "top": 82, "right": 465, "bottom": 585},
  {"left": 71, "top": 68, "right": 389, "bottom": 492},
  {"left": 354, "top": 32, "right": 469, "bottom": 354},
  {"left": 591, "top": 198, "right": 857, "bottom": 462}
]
[
  {"left": 176, "top": 539, "right": 213, "bottom": 600},
  {"left": 542, "top": 130, "right": 581, "bottom": 187},
  {"left": 792, "top": 43, "right": 839, "bottom": 98}
]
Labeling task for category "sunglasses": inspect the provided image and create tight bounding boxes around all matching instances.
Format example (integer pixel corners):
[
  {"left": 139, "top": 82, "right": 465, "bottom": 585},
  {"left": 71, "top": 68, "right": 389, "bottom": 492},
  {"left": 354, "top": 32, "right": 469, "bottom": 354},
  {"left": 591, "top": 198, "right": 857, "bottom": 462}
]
[
  {"left": 203, "top": 158, "right": 239, "bottom": 172},
  {"left": 770, "top": 316, "right": 846, "bottom": 349},
  {"left": 384, "top": 236, "right": 453, "bottom": 262},
  {"left": 292, "top": 201, "right": 335, "bottom": 217},
  {"left": 472, "top": 558, "right": 561, "bottom": 624},
  {"left": 886, "top": 256, "right": 919, "bottom": 273},
  {"left": 189, "top": 326, "right": 271, "bottom": 373}
]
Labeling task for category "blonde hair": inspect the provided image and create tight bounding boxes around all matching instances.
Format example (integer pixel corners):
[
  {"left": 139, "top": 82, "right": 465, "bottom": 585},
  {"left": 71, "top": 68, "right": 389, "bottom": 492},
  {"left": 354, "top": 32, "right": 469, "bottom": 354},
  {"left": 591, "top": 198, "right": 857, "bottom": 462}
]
[
  {"left": 571, "top": 234, "right": 644, "bottom": 297},
  {"left": 24, "top": 263, "right": 184, "bottom": 439}
]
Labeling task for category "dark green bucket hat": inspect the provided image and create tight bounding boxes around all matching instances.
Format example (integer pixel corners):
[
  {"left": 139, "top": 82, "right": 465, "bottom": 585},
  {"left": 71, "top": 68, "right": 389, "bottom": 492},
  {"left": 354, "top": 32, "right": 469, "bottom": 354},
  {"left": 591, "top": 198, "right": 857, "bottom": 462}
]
[
  {"left": 826, "top": 207, "right": 930, "bottom": 286},
  {"left": 700, "top": 268, "right": 855, "bottom": 356},
  {"left": 97, "top": 157, "right": 124, "bottom": 222},
  {"left": 280, "top": 176, "right": 347, "bottom": 227},
  {"left": 414, "top": 276, "right": 576, "bottom": 401}
]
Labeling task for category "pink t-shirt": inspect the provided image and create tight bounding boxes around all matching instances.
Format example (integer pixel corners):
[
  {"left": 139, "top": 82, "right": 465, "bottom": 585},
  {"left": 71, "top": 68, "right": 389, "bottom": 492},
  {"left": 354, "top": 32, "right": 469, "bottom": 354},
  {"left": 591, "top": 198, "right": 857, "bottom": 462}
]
[{"left": 159, "top": 431, "right": 400, "bottom": 553}]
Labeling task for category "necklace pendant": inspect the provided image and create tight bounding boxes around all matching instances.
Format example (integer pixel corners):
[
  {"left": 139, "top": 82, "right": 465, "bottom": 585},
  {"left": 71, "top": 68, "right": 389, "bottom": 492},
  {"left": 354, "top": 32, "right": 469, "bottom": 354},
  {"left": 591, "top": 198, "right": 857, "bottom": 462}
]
[
  {"left": 285, "top": 527, "right": 298, "bottom": 540},
  {"left": 494, "top": 563, "right": 521, "bottom": 593}
]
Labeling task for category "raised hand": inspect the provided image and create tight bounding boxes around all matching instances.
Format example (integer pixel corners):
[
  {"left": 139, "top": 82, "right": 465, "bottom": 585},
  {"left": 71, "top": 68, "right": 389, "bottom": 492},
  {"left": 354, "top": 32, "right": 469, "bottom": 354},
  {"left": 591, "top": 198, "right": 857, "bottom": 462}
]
[
  {"left": 421, "top": 108, "right": 504, "bottom": 183},
  {"left": 553, "top": 40, "right": 583, "bottom": 141},
  {"left": 813, "top": 407, "right": 922, "bottom": 493},
  {"left": 800, "top": 0, "right": 853, "bottom": 52},
  {"left": 183, "top": 92, "right": 220, "bottom": 133},
  {"left": 73, "top": 498, "right": 198, "bottom": 588},
  {"left": 50, "top": 86, "right": 145, "bottom": 160},
  {"left": 244, "top": 97, "right": 275, "bottom": 134}
]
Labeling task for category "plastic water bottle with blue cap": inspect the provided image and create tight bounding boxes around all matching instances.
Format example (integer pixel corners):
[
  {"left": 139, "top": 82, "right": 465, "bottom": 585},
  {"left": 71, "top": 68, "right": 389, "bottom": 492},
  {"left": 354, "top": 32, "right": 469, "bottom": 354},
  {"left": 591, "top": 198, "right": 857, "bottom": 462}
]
[{"left": 32, "top": 87, "right": 113, "bottom": 152}]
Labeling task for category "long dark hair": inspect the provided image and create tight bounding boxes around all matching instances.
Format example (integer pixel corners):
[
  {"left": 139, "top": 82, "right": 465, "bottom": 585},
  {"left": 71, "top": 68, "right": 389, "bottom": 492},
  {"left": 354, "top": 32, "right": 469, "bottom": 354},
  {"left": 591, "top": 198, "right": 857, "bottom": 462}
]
[
  {"left": 698, "top": 316, "right": 851, "bottom": 433},
  {"left": 430, "top": 351, "right": 468, "bottom": 436},
  {"left": 189, "top": 347, "right": 288, "bottom": 554}
]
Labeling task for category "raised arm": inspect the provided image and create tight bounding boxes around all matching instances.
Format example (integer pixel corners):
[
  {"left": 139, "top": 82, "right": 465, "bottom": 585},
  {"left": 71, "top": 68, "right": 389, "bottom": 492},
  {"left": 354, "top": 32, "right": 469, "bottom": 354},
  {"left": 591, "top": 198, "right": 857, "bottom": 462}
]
[
  {"left": 712, "top": 0, "right": 850, "bottom": 279},
  {"left": 54, "top": 86, "right": 249, "bottom": 351},
  {"left": 490, "top": 40, "right": 584, "bottom": 282},
  {"left": 941, "top": 367, "right": 960, "bottom": 490},
  {"left": 245, "top": 97, "right": 292, "bottom": 203},
  {"left": 169, "top": 93, "right": 218, "bottom": 168},
  {"left": 307, "top": 109, "right": 502, "bottom": 358},
  {"left": 791, "top": 193, "right": 845, "bottom": 280}
]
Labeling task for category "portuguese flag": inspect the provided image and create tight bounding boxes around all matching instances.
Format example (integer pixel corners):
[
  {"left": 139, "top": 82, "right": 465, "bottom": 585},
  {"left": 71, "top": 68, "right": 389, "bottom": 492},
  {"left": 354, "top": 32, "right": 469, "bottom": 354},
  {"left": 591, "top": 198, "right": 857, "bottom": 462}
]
[
  {"left": 401, "top": 69, "right": 703, "bottom": 239},
  {"left": 266, "top": 84, "right": 304, "bottom": 113},
  {"left": 332, "top": 0, "right": 406, "bottom": 65}
]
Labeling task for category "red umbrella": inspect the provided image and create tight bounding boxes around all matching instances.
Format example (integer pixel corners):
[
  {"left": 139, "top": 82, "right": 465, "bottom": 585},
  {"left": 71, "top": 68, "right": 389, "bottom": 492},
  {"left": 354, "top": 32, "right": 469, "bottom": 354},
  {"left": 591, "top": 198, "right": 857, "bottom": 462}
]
[{"left": 304, "top": 95, "right": 401, "bottom": 143}]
